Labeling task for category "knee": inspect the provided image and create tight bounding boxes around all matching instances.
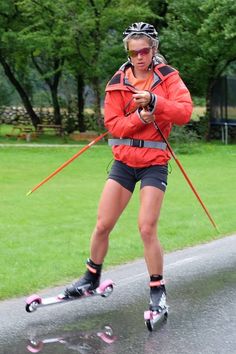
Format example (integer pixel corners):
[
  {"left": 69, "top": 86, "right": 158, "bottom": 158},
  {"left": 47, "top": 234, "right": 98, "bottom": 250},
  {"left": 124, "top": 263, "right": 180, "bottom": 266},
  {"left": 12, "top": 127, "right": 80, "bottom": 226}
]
[
  {"left": 139, "top": 222, "right": 156, "bottom": 244},
  {"left": 95, "top": 219, "right": 113, "bottom": 238}
]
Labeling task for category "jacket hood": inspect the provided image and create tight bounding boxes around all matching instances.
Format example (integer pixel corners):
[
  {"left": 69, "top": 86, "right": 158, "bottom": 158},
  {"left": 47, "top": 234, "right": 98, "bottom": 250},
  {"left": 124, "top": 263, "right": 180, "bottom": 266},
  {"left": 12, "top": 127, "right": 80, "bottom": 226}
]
[{"left": 105, "top": 59, "right": 177, "bottom": 93}]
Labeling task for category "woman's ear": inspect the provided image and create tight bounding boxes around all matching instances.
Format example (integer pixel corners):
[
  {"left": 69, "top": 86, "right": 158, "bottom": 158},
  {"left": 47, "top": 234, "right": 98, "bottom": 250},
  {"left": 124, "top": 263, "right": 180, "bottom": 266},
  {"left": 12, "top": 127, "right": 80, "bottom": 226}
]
[
  {"left": 152, "top": 46, "right": 157, "bottom": 56},
  {"left": 128, "top": 57, "right": 133, "bottom": 65}
]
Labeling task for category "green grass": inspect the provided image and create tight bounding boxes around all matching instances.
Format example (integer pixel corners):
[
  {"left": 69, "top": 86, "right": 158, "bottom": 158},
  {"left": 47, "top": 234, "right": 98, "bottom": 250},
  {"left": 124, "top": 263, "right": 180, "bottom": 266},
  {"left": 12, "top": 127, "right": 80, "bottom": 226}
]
[{"left": 0, "top": 142, "right": 235, "bottom": 300}]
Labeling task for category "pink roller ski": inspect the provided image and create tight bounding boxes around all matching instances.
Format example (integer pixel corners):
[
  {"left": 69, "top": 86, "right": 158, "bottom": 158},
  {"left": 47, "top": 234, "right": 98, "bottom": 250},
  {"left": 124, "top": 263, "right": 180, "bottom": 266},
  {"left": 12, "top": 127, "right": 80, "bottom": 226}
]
[
  {"left": 25, "top": 279, "right": 114, "bottom": 313},
  {"left": 144, "top": 307, "right": 168, "bottom": 331}
]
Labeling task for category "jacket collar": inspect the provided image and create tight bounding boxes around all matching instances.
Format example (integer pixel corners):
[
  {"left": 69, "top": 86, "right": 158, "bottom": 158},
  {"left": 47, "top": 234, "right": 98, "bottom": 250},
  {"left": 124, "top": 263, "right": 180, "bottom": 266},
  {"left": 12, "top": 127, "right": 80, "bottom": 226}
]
[{"left": 105, "top": 58, "right": 176, "bottom": 92}]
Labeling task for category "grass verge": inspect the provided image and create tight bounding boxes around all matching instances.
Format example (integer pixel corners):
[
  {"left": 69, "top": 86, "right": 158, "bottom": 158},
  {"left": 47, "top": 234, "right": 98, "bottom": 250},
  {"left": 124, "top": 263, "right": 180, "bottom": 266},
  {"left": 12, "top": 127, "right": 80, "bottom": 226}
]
[{"left": 0, "top": 142, "right": 235, "bottom": 300}]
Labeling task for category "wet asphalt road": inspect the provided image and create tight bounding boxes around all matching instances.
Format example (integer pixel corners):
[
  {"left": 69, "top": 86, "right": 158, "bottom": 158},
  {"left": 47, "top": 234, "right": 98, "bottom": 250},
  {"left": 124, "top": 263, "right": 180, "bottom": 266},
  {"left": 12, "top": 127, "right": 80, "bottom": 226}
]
[{"left": 0, "top": 234, "right": 236, "bottom": 354}]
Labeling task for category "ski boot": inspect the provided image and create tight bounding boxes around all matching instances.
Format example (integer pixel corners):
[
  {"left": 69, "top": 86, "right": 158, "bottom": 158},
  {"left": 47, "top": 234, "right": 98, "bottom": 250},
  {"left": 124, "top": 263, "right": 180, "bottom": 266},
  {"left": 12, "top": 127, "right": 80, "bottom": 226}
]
[
  {"left": 144, "top": 275, "right": 168, "bottom": 331},
  {"left": 64, "top": 259, "right": 102, "bottom": 298}
]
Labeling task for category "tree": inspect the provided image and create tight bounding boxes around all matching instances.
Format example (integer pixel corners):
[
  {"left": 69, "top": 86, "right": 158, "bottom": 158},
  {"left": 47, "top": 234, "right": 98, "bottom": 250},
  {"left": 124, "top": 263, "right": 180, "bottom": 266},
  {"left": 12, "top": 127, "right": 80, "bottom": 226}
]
[
  {"left": 162, "top": 0, "right": 236, "bottom": 117},
  {"left": 63, "top": 0, "right": 156, "bottom": 128},
  {"left": 18, "top": 0, "right": 69, "bottom": 125},
  {"left": 147, "top": 0, "right": 168, "bottom": 30},
  {"left": 0, "top": 1, "right": 40, "bottom": 126},
  {"left": 0, "top": 67, "right": 17, "bottom": 106},
  {"left": 1, "top": 0, "right": 165, "bottom": 131}
]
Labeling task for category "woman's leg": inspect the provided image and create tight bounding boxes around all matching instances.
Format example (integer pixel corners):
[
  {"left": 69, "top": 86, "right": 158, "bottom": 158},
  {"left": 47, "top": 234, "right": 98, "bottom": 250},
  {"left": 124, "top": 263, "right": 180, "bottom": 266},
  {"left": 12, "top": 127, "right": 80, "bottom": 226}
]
[
  {"left": 65, "top": 178, "right": 132, "bottom": 296},
  {"left": 138, "top": 186, "right": 167, "bottom": 311},
  {"left": 90, "top": 178, "right": 132, "bottom": 264},
  {"left": 138, "top": 186, "right": 165, "bottom": 275}
]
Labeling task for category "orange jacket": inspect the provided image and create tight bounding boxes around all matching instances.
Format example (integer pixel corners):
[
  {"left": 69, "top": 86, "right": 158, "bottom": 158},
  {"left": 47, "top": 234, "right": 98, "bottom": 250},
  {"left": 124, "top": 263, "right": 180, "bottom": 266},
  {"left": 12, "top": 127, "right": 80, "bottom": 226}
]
[{"left": 104, "top": 61, "right": 193, "bottom": 167}]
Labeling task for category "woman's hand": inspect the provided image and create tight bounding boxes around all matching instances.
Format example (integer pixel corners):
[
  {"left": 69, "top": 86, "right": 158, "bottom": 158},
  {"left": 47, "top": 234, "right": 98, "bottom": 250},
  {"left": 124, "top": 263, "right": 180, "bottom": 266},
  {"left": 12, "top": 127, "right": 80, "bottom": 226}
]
[
  {"left": 132, "top": 90, "right": 151, "bottom": 108},
  {"left": 139, "top": 109, "right": 155, "bottom": 124}
]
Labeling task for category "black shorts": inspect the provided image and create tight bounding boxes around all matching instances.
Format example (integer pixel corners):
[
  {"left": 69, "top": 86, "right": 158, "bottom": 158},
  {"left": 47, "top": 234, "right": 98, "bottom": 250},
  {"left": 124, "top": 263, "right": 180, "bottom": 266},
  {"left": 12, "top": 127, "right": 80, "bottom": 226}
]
[{"left": 108, "top": 160, "right": 168, "bottom": 193}]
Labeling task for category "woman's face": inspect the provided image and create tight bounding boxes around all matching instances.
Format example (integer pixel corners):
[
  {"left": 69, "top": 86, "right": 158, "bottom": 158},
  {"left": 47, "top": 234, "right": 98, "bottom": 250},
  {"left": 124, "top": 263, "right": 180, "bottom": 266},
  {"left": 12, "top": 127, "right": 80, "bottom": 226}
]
[{"left": 127, "top": 38, "right": 155, "bottom": 72}]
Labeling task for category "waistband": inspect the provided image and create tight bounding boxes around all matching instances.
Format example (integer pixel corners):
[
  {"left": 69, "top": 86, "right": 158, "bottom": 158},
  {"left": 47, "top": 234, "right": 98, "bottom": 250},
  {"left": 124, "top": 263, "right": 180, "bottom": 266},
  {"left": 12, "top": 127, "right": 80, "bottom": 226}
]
[{"left": 108, "top": 138, "right": 167, "bottom": 150}]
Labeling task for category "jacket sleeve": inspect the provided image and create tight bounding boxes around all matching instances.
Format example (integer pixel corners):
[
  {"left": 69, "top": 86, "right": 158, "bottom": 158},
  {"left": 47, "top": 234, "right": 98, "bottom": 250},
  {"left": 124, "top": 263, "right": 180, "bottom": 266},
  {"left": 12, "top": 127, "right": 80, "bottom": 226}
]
[
  {"left": 153, "top": 73, "right": 193, "bottom": 125},
  {"left": 104, "top": 90, "right": 147, "bottom": 137}
]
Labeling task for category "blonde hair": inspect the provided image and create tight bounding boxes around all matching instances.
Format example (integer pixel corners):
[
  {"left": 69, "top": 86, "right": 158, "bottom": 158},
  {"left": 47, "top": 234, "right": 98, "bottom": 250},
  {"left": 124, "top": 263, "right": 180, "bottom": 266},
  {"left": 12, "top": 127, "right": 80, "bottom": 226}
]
[{"left": 123, "top": 33, "right": 158, "bottom": 51}]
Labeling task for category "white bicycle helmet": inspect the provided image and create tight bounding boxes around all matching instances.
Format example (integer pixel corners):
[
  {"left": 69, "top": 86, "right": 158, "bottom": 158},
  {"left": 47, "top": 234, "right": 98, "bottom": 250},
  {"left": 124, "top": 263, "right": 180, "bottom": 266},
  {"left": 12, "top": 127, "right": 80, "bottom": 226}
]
[{"left": 123, "top": 22, "right": 158, "bottom": 41}]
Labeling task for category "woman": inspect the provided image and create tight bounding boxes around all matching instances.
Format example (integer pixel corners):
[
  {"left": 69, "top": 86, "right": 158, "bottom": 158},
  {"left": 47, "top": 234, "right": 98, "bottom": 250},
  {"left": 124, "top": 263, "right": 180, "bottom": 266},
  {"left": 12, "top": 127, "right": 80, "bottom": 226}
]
[{"left": 65, "top": 22, "right": 193, "bottom": 313}]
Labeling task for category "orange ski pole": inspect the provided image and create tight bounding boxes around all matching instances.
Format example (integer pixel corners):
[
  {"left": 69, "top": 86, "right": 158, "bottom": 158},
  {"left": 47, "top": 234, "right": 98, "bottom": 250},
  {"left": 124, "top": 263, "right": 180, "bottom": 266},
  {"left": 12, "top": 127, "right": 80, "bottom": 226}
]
[
  {"left": 153, "top": 122, "right": 219, "bottom": 232},
  {"left": 26, "top": 131, "right": 108, "bottom": 196}
]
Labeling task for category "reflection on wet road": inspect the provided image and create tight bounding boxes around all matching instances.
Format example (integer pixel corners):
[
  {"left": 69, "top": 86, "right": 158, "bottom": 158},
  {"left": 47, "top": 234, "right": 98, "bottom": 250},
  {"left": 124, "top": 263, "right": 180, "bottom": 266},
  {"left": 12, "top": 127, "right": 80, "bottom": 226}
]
[
  {"left": 0, "top": 235, "right": 236, "bottom": 354},
  {"left": 26, "top": 324, "right": 116, "bottom": 353}
]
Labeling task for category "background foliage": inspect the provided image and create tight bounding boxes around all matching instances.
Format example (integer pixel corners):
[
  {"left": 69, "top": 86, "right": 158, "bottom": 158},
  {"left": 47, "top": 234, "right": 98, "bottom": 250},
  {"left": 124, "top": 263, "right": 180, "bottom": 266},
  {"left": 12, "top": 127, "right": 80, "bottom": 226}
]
[{"left": 0, "top": 0, "right": 235, "bottom": 130}]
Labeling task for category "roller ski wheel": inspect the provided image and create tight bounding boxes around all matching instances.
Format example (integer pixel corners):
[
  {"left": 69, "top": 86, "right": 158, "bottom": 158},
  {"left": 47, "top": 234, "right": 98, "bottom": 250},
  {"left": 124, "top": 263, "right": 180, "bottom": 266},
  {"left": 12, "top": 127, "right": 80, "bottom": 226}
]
[
  {"left": 27, "top": 339, "right": 44, "bottom": 353},
  {"left": 144, "top": 307, "right": 168, "bottom": 332},
  {"left": 97, "top": 325, "right": 117, "bottom": 344},
  {"left": 99, "top": 280, "right": 114, "bottom": 297},
  {"left": 25, "top": 294, "right": 42, "bottom": 313},
  {"left": 25, "top": 279, "right": 114, "bottom": 313}
]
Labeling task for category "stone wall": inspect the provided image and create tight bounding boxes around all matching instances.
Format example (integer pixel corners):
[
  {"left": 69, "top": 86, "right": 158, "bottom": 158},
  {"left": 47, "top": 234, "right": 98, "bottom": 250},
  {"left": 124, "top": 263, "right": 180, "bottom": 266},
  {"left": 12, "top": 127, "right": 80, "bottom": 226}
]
[
  {"left": 1, "top": 106, "right": 235, "bottom": 142},
  {"left": 0, "top": 106, "right": 99, "bottom": 133},
  {"left": 0, "top": 106, "right": 76, "bottom": 126}
]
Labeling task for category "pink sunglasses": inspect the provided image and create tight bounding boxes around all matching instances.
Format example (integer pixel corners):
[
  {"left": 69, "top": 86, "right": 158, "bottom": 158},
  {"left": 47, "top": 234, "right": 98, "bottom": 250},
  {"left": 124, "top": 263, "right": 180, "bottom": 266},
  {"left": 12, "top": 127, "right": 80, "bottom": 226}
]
[{"left": 127, "top": 47, "right": 153, "bottom": 58}]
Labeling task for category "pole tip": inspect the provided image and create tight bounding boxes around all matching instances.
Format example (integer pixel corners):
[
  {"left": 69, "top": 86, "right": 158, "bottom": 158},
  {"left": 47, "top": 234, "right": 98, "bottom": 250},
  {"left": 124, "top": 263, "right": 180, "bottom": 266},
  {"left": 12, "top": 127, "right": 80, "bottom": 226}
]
[{"left": 26, "top": 190, "right": 32, "bottom": 197}]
